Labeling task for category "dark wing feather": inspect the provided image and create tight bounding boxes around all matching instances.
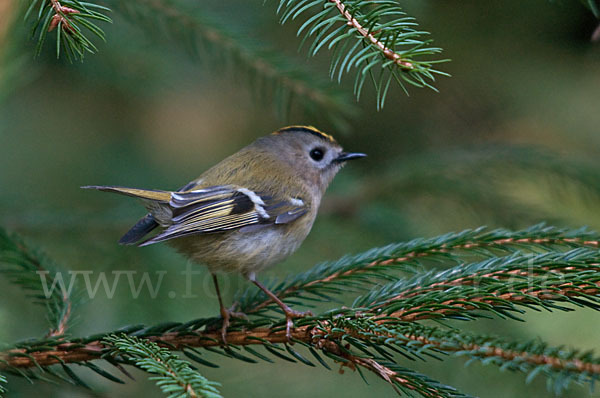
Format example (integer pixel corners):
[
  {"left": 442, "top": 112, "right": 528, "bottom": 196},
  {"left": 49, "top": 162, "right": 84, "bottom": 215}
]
[
  {"left": 138, "top": 186, "right": 308, "bottom": 246},
  {"left": 119, "top": 214, "right": 159, "bottom": 245},
  {"left": 275, "top": 208, "right": 308, "bottom": 224},
  {"left": 118, "top": 180, "right": 205, "bottom": 245}
]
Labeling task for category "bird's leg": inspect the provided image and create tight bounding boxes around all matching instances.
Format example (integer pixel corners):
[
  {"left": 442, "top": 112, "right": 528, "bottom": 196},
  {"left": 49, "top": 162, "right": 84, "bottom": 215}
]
[
  {"left": 212, "top": 274, "right": 247, "bottom": 344},
  {"left": 212, "top": 274, "right": 230, "bottom": 343},
  {"left": 247, "top": 273, "right": 312, "bottom": 341}
]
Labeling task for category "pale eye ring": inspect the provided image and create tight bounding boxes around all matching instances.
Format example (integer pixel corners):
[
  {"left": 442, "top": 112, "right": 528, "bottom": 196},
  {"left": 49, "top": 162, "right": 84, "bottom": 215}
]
[{"left": 309, "top": 147, "right": 325, "bottom": 161}]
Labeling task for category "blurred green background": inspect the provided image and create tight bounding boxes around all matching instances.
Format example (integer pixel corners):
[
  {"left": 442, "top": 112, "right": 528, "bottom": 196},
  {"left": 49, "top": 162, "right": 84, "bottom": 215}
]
[{"left": 1, "top": 0, "right": 600, "bottom": 396}]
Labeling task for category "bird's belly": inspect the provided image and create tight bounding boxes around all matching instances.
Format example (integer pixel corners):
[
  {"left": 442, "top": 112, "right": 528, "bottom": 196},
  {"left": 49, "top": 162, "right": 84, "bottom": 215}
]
[{"left": 170, "top": 225, "right": 309, "bottom": 275}]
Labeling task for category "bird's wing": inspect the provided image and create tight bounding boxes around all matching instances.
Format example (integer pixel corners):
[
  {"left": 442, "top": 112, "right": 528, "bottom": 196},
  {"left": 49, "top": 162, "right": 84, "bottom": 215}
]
[
  {"left": 114, "top": 180, "right": 205, "bottom": 245},
  {"left": 139, "top": 185, "right": 308, "bottom": 246}
]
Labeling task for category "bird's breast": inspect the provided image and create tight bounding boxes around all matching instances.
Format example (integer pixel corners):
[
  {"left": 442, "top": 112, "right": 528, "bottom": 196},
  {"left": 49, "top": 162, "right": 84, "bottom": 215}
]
[{"left": 169, "top": 213, "right": 316, "bottom": 275}]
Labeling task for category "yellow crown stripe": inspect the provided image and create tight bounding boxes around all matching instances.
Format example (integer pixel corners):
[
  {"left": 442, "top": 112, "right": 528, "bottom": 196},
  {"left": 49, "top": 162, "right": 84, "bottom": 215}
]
[{"left": 274, "top": 125, "right": 336, "bottom": 143}]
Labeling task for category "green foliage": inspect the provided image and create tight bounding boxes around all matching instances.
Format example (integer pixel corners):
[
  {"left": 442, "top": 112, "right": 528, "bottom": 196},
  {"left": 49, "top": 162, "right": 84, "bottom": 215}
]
[
  {"left": 0, "top": 373, "right": 6, "bottom": 396},
  {"left": 20, "top": 0, "right": 447, "bottom": 110},
  {"left": 14, "top": 1, "right": 599, "bottom": 124},
  {"left": 358, "top": 247, "right": 600, "bottom": 306},
  {"left": 2, "top": 225, "right": 600, "bottom": 397},
  {"left": 328, "top": 320, "right": 600, "bottom": 395},
  {"left": 404, "top": 325, "right": 600, "bottom": 396},
  {"left": 353, "top": 361, "right": 471, "bottom": 398},
  {"left": 3, "top": 2, "right": 600, "bottom": 397},
  {"left": 24, "top": 0, "right": 112, "bottom": 61},
  {"left": 276, "top": 0, "right": 447, "bottom": 108},
  {"left": 0, "top": 226, "right": 77, "bottom": 336},
  {"left": 582, "top": 0, "right": 600, "bottom": 18},
  {"left": 237, "top": 224, "right": 600, "bottom": 314},
  {"left": 104, "top": 334, "right": 221, "bottom": 398}
]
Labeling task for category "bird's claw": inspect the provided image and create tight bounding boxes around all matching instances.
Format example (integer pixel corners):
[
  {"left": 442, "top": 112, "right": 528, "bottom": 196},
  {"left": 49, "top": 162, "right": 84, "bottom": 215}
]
[
  {"left": 227, "top": 302, "right": 249, "bottom": 321},
  {"left": 219, "top": 305, "right": 249, "bottom": 344},
  {"left": 283, "top": 309, "right": 313, "bottom": 342}
]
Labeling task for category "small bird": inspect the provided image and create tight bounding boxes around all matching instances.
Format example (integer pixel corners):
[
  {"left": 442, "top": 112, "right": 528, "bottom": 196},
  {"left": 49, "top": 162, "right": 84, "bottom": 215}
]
[{"left": 83, "top": 126, "right": 365, "bottom": 340}]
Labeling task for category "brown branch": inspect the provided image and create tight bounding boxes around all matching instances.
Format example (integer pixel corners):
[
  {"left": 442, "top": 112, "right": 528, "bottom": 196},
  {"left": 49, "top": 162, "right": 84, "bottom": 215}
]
[
  {"left": 48, "top": 0, "right": 79, "bottom": 33},
  {"left": 340, "top": 325, "right": 600, "bottom": 376},
  {"left": 4, "top": 234, "right": 600, "bottom": 376},
  {"left": 401, "top": 332, "right": 600, "bottom": 375},
  {"left": 386, "top": 281, "right": 600, "bottom": 322},
  {"left": 1, "top": 327, "right": 311, "bottom": 369},
  {"left": 375, "top": 263, "right": 600, "bottom": 309},
  {"left": 5, "top": 275, "right": 600, "bottom": 370},
  {"left": 348, "top": 356, "right": 450, "bottom": 398},
  {"left": 329, "top": 323, "right": 600, "bottom": 381},
  {"left": 329, "top": 0, "right": 413, "bottom": 69},
  {"left": 47, "top": 298, "right": 71, "bottom": 338},
  {"left": 4, "top": 300, "right": 600, "bottom": 393}
]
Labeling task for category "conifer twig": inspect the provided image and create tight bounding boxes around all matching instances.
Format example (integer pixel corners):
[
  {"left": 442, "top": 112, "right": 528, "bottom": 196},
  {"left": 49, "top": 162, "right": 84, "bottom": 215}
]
[
  {"left": 47, "top": 299, "right": 71, "bottom": 338},
  {"left": 329, "top": 0, "right": 413, "bottom": 69},
  {"left": 47, "top": 0, "right": 79, "bottom": 33},
  {"left": 241, "top": 225, "right": 600, "bottom": 314},
  {"left": 276, "top": 0, "right": 446, "bottom": 108},
  {"left": 104, "top": 335, "right": 221, "bottom": 398},
  {"left": 0, "top": 373, "right": 6, "bottom": 395},
  {"left": 23, "top": 0, "right": 111, "bottom": 61},
  {"left": 0, "top": 227, "right": 76, "bottom": 336}
]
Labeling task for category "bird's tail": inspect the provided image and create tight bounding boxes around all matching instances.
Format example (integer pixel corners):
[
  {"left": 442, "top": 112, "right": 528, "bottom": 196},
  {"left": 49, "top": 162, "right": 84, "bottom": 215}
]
[
  {"left": 81, "top": 185, "right": 171, "bottom": 245},
  {"left": 81, "top": 185, "right": 172, "bottom": 202}
]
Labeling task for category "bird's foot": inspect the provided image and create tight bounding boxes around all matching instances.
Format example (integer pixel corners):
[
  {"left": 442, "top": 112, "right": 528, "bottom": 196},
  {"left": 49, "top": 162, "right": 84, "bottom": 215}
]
[
  {"left": 227, "top": 302, "right": 249, "bottom": 321},
  {"left": 246, "top": 275, "right": 312, "bottom": 342},
  {"left": 283, "top": 307, "right": 313, "bottom": 342},
  {"left": 219, "top": 304, "right": 249, "bottom": 344}
]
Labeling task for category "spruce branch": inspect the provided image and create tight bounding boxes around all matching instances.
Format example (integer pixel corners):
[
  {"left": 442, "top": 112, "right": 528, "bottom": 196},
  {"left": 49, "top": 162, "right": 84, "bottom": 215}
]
[
  {"left": 0, "top": 325, "right": 465, "bottom": 397},
  {"left": 341, "top": 356, "right": 470, "bottom": 398},
  {"left": 4, "top": 303, "right": 600, "bottom": 395},
  {"left": 4, "top": 225, "right": 600, "bottom": 396},
  {"left": 328, "top": 0, "right": 415, "bottom": 69},
  {"left": 0, "top": 226, "right": 76, "bottom": 337},
  {"left": 238, "top": 224, "right": 600, "bottom": 315},
  {"left": 103, "top": 335, "right": 221, "bottom": 398},
  {"left": 338, "top": 322, "right": 600, "bottom": 394},
  {"left": 4, "top": 255, "right": 600, "bottom": 376},
  {"left": 113, "top": 0, "right": 356, "bottom": 131},
  {"left": 276, "top": 0, "right": 448, "bottom": 108},
  {"left": 360, "top": 249, "right": 600, "bottom": 321},
  {"left": 0, "top": 373, "right": 6, "bottom": 396},
  {"left": 23, "top": 0, "right": 112, "bottom": 61}
]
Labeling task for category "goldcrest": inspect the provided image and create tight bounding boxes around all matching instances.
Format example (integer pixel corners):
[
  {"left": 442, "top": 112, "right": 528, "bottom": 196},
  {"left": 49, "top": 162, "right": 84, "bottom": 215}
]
[{"left": 83, "top": 126, "right": 366, "bottom": 340}]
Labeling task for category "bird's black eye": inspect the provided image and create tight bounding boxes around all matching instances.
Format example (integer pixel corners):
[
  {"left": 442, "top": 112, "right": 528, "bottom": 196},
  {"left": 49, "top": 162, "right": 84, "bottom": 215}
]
[{"left": 309, "top": 147, "right": 325, "bottom": 161}]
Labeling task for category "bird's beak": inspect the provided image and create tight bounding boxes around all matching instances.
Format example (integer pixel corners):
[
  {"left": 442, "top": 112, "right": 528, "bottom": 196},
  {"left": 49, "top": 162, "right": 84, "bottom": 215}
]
[{"left": 334, "top": 152, "right": 367, "bottom": 163}]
